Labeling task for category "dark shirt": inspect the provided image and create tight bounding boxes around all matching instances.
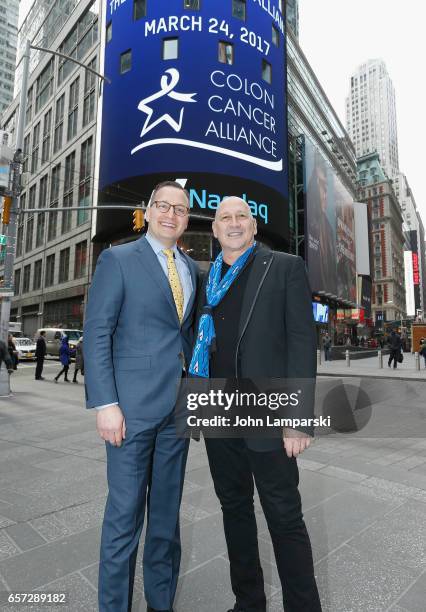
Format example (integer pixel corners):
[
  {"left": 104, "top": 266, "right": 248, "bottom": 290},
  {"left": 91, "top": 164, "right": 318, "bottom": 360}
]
[
  {"left": 209, "top": 257, "right": 253, "bottom": 378},
  {"left": 36, "top": 336, "right": 47, "bottom": 358}
]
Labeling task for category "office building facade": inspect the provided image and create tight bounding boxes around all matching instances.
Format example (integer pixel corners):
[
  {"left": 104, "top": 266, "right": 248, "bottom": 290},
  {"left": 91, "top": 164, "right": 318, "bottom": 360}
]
[
  {"left": 0, "top": 0, "right": 19, "bottom": 114},
  {"left": 358, "top": 152, "right": 406, "bottom": 325},
  {"left": 346, "top": 59, "right": 399, "bottom": 181}
]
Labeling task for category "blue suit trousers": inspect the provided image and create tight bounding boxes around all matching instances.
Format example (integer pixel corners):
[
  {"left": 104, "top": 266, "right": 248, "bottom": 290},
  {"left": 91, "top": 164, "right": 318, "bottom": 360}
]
[{"left": 98, "top": 413, "right": 189, "bottom": 612}]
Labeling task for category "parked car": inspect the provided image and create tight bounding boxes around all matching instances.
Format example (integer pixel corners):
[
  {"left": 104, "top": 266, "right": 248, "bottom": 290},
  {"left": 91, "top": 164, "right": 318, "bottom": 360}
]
[
  {"left": 35, "top": 328, "right": 83, "bottom": 358},
  {"left": 14, "top": 337, "right": 37, "bottom": 361}
]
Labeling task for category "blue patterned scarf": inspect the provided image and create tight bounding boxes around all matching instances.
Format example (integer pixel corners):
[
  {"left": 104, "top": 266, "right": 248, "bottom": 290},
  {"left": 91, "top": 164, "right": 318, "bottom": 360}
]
[{"left": 189, "top": 243, "right": 256, "bottom": 377}]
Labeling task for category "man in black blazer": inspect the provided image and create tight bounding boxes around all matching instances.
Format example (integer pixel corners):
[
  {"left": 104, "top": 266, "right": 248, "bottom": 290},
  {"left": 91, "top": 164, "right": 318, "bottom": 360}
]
[{"left": 194, "top": 197, "right": 321, "bottom": 612}]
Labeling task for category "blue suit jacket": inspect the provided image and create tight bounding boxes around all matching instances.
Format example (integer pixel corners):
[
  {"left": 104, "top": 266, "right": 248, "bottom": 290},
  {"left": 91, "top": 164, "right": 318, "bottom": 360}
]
[{"left": 84, "top": 235, "right": 198, "bottom": 420}]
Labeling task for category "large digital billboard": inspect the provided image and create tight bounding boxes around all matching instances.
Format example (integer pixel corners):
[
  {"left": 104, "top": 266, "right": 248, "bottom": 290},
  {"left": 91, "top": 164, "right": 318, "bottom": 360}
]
[
  {"left": 96, "top": 0, "right": 288, "bottom": 242},
  {"left": 304, "top": 138, "right": 357, "bottom": 303}
]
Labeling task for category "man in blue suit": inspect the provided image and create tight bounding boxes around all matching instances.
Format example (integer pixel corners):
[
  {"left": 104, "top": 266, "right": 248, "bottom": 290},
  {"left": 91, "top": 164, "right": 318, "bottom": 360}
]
[{"left": 84, "top": 181, "right": 198, "bottom": 612}]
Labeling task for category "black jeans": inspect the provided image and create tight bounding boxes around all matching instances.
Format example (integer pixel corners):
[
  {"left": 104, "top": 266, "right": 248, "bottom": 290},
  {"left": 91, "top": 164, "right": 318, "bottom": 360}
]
[
  {"left": 55, "top": 365, "right": 69, "bottom": 380},
  {"left": 388, "top": 349, "right": 400, "bottom": 368},
  {"left": 35, "top": 357, "right": 44, "bottom": 379},
  {"left": 205, "top": 438, "right": 321, "bottom": 612}
]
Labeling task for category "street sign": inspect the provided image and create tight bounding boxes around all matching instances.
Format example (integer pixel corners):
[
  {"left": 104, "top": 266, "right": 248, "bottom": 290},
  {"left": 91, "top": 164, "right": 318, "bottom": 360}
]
[
  {"left": 0, "top": 291, "right": 14, "bottom": 297},
  {"left": 0, "top": 234, "right": 7, "bottom": 245}
]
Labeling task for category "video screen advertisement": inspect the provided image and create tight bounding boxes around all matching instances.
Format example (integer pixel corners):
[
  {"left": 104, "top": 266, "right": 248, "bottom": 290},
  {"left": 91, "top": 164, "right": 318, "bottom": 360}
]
[
  {"left": 304, "top": 138, "right": 357, "bottom": 303},
  {"left": 96, "top": 0, "right": 288, "bottom": 244}
]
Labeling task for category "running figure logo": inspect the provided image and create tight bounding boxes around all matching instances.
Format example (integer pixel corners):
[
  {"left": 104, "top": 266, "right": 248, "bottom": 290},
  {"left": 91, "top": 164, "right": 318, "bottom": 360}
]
[{"left": 136, "top": 68, "right": 197, "bottom": 139}]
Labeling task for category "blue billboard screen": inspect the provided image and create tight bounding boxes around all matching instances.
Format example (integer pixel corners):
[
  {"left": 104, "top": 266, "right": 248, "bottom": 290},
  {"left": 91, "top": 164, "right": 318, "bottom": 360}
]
[{"left": 98, "top": 0, "right": 288, "bottom": 240}]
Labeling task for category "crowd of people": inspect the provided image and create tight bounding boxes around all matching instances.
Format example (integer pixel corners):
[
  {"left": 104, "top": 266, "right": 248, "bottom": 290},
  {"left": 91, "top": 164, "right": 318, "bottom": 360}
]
[{"left": 2, "top": 331, "right": 84, "bottom": 382}]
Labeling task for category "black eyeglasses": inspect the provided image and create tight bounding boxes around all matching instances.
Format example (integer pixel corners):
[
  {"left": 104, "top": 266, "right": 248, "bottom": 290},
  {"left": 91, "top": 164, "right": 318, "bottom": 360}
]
[{"left": 153, "top": 200, "right": 189, "bottom": 217}]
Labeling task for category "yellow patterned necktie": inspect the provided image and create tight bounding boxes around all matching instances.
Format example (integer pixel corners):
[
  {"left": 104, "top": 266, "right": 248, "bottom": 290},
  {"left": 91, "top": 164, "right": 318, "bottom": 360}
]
[{"left": 163, "top": 249, "right": 184, "bottom": 323}]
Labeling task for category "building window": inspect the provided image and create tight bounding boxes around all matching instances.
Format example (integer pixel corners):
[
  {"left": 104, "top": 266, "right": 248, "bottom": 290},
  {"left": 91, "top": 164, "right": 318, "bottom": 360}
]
[
  {"left": 163, "top": 38, "right": 179, "bottom": 60},
  {"left": 48, "top": 163, "right": 60, "bottom": 241},
  {"left": 35, "top": 59, "right": 54, "bottom": 114},
  {"left": 78, "top": 137, "right": 93, "bottom": 225},
  {"left": 184, "top": 0, "right": 200, "bottom": 8},
  {"left": 120, "top": 50, "right": 132, "bottom": 74},
  {"left": 41, "top": 109, "right": 52, "bottom": 164},
  {"left": 218, "top": 41, "right": 234, "bottom": 64},
  {"left": 23, "top": 135, "right": 30, "bottom": 174},
  {"left": 74, "top": 241, "right": 88, "bottom": 279},
  {"left": 83, "top": 57, "right": 97, "bottom": 126},
  {"left": 262, "top": 59, "right": 272, "bottom": 84},
  {"left": 133, "top": 0, "right": 146, "bottom": 20},
  {"left": 272, "top": 24, "right": 279, "bottom": 46},
  {"left": 25, "top": 86, "right": 33, "bottom": 126},
  {"left": 59, "top": 247, "right": 70, "bottom": 283},
  {"left": 36, "top": 174, "right": 48, "bottom": 247},
  {"left": 106, "top": 21, "right": 112, "bottom": 43},
  {"left": 25, "top": 218, "right": 34, "bottom": 253},
  {"left": 45, "top": 254, "right": 55, "bottom": 287},
  {"left": 67, "top": 77, "right": 80, "bottom": 141},
  {"left": 58, "top": 6, "right": 99, "bottom": 85},
  {"left": 62, "top": 151, "right": 75, "bottom": 234},
  {"left": 53, "top": 95, "right": 65, "bottom": 153},
  {"left": 33, "top": 260, "right": 42, "bottom": 291},
  {"left": 232, "top": 0, "right": 246, "bottom": 20},
  {"left": 16, "top": 222, "right": 24, "bottom": 258},
  {"left": 14, "top": 268, "right": 21, "bottom": 295},
  {"left": 23, "top": 264, "right": 31, "bottom": 293},
  {"left": 31, "top": 122, "right": 40, "bottom": 174}
]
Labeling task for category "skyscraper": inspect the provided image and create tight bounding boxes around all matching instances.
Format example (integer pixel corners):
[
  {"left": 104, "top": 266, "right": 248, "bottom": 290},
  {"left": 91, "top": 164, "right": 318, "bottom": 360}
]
[
  {"left": 346, "top": 59, "right": 399, "bottom": 180},
  {"left": 0, "top": 0, "right": 19, "bottom": 114},
  {"left": 287, "top": 0, "right": 299, "bottom": 38}
]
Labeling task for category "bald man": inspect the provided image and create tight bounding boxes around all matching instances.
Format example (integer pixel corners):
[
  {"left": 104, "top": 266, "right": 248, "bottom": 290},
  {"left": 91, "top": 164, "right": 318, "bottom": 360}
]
[{"left": 190, "top": 198, "right": 321, "bottom": 612}]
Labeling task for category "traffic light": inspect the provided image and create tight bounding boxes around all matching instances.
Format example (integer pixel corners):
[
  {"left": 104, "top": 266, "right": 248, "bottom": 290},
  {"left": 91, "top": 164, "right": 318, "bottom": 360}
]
[
  {"left": 132, "top": 208, "right": 144, "bottom": 232},
  {"left": 1, "top": 196, "right": 12, "bottom": 225}
]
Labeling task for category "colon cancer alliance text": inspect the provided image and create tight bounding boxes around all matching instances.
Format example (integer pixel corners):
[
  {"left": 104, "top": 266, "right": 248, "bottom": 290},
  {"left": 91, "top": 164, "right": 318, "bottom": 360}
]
[{"left": 187, "top": 415, "right": 331, "bottom": 428}]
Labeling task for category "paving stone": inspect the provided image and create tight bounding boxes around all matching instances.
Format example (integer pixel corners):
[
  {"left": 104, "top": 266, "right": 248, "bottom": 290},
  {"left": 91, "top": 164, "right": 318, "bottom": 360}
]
[
  {"left": 319, "top": 465, "right": 369, "bottom": 482},
  {"left": 0, "top": 514, "right": 15, "bottom": 528},
  {"left": 0, "top": 531, "right": 20, "bottom": 561},
  {"left": 29, "top": 515, "right": 73, "bottom": 543},
  {"left": 297, "top": 458, "right": 326, "bottom": 471},
  {"left": 180, "top": 513, "right": 227, "bottom": 573},
  {"left": 304, "top": 487, "right": 401, "bottom": 562},
  {"left": 0, "top": 528, "right": 101, "bottom": 591},
  {"left": 397, "top": 571, "right": 426, "bottom": 611},
  {"left": 36, "top": 571, "right": 98, "bottom": 611},
  {"left": 4, "top": 523, "right": 46, "bottom": 551},
  {"left": 348, "top": 499, "right": 426, "bottom": 575},
  {"left": 315, "top": 545, "right": 416, "bottom": 612}
]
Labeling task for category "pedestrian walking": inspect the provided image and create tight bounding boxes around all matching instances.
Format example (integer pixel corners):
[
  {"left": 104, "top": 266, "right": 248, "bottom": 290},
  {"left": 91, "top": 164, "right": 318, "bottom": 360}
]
[
  {"left": 54, "top": 336, "right": 71, "bottom": 382},
  {"left": 72, "top": 336, "right": 84, "bottom": 383},
  {"left": 35, "top": 330, "right": 47, "bottom": 380},
  {"left": 419, "top": 337, "right": 426, "bottom": 368},
  {"left": 0, "top": 339, "right": 14, "bottom": 373},
  {"left": 7, "top": 334, "right": 18, "bottom": 370},
  {"left": 322, "top": 332, "right": 332, "bottom": 361},
  {"left": 387, "top": 330, "right": 402, "bottom": 369}
]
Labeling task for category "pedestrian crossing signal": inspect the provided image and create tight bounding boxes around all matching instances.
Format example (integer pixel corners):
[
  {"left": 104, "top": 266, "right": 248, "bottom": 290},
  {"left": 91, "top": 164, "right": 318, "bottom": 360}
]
[{"left": 132, "top": 209, "right": 144, "bottom": 232}]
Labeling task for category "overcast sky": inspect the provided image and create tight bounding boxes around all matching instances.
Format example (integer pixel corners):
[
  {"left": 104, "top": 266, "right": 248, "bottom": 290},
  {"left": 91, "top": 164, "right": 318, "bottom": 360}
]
[
  {"left": 19, "top": 1, "right": 426, "bottom": 225},
  {"left": 298, "top": 0, "right": 426, "bottom": 225}
]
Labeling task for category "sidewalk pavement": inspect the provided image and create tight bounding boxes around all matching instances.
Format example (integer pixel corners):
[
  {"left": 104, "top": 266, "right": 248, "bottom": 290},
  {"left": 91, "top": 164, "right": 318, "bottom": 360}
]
[
  {"left": 0, "top": 360, "right": 425, "bottom": 611},
  {"left": 318, "top": 352, "right": 426, "bottom": 380}
]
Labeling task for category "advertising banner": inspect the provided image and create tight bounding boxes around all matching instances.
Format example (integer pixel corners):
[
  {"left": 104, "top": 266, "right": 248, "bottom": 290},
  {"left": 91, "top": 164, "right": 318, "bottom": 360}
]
[
  {"left": 304, "top": 138, "right": 356, "bottom": 302},
  {"left": 404, "top": 250, "right": 415, "bottom": 317},
  {"left": 97, "top": 0, "right": 288, "bottom": 240}
]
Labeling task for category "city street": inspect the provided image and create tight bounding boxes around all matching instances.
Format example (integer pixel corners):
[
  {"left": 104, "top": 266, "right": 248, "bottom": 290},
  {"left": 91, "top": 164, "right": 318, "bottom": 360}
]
[{"left": 0, "top": 362, "right": 425, "bottom": 611}]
